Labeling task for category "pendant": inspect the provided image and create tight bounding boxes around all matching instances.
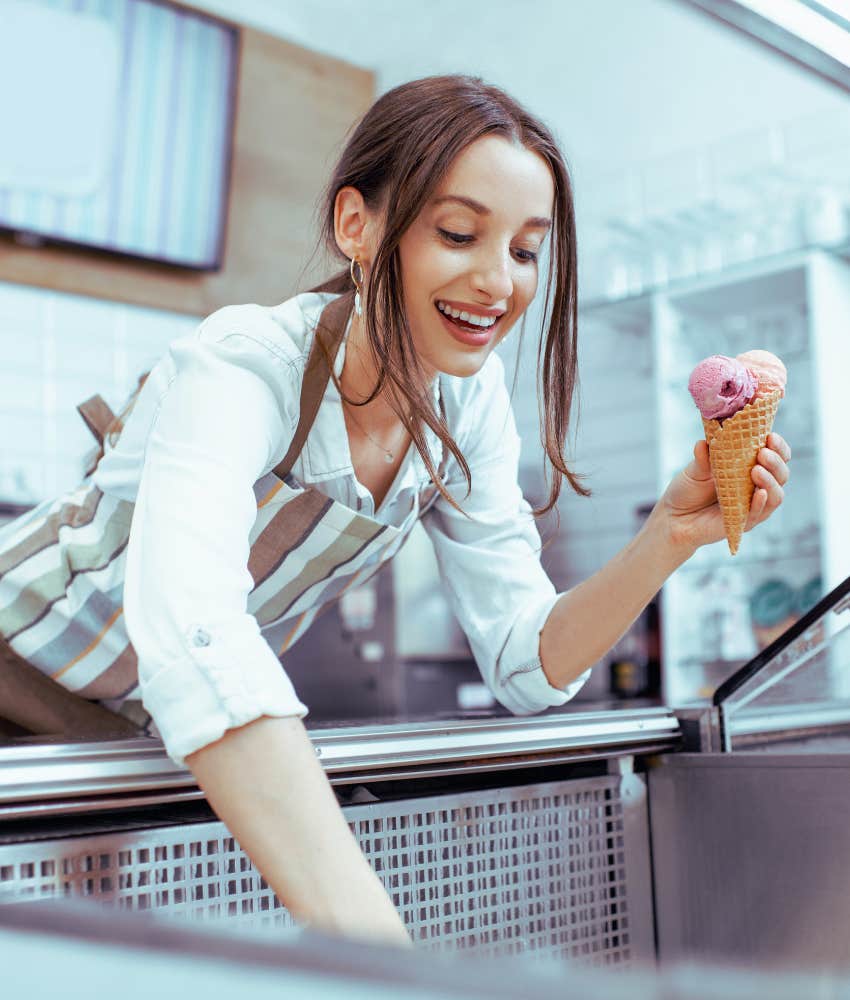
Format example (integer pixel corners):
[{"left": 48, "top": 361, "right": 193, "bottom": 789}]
[{"left": 384, "top": 451, "right": 394, "bottom": 464}]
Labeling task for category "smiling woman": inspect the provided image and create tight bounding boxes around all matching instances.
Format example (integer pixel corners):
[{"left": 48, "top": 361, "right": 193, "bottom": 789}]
[
  {"left": 309, "top": 76, "right": 586, "bottom": 516},
  {"left": 401, "top": 137, "right": 554, "bottom": 372},
  {"left": 0, "top": 73, "right": 791, "bottom": 948}
]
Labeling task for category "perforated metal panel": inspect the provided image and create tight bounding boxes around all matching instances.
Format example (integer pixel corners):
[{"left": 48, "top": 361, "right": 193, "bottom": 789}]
[{"left": 0, "top": 775, "right": 651, "bottom": 964}]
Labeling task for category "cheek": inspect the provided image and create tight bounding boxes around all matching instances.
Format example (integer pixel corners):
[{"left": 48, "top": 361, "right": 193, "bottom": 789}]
[
  {"left": 399, "top": 232, "right": 463, "bottom": 289},
  {"left": 514, "top": 269, "right": 538, "bottom": 307}
]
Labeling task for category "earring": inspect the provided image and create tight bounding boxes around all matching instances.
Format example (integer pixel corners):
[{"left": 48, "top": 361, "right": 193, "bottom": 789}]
[{"left": 350, "top": 256, "right": 364, "bottom": 317}]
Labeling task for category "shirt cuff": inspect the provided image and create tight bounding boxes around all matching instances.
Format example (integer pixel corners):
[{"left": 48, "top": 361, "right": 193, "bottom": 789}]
[
  {"left": 495, "top": 592, "right": 592, "bottom": 714},
  {"left": 140, "top": 617, "right": 308, "bottom": 768}
]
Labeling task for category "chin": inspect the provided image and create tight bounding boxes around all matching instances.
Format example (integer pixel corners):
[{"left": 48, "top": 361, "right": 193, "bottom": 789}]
[
  {"left": 440, "top": 352, "right": 492, "bottom": 379},
  {"left": 419, "top": 343, "right": 493, "bottom": 380}
]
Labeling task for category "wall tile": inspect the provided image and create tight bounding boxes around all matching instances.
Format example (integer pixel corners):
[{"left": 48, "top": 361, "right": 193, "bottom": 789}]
[{"left": 0, "top": 280, "right": 201, "bottom": 506}]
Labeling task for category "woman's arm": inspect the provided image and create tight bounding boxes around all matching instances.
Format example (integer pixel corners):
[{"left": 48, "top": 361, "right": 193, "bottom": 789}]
[
  {"left": 539, "top": 502, "right": 686, "bottom": 688},
  {"left": 119, "top": 312, "right": 410, "bottom": 945},
  {"left": 185, "top": 714, "right": 413, "bottom": 947},
  {"left": 540, "top": 434, "right": 791, "bottom": 688}
]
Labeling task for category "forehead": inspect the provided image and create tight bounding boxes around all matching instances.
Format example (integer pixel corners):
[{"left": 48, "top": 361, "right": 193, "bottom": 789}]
[{"left": 432, "top": 135, "right": 554, "bottom": 218}]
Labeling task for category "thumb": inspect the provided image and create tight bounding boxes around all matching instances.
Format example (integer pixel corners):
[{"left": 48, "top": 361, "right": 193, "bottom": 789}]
[{"left": 689, "top": 439, "right": 712, "bottom": 481}]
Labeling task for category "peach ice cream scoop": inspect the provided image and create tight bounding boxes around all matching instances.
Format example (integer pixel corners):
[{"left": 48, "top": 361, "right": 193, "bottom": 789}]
[{"left": 735, "top": 350, "right": 787, "bottom": 400}]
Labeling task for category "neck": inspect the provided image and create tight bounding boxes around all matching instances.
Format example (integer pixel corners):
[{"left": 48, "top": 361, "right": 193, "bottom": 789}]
[{"left": 341, "top": 312, "right": 436, "bottom": 427}]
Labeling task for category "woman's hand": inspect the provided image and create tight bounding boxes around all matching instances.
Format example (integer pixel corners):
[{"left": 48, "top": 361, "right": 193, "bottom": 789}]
[{"left": 658, "top": 432, "right": 792, "bottom": 558}]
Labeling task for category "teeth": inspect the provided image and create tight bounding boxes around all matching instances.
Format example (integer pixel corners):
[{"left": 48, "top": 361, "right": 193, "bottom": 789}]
[{"left": 437, "top": 301, "right": 498, "bottom": 327}]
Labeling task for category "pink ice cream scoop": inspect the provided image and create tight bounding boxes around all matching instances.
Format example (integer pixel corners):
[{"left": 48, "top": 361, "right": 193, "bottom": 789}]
[
  {"left": 735, "top": 350, "right": 787, "bottom": 399},
  {"left": 688, "top": 354, "right": 758, "bottom": 421}
]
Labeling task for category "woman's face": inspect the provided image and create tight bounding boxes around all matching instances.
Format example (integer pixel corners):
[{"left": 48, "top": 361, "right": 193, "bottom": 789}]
[{"left": 398, "top": 135, "right": 555, "bottom": 380}]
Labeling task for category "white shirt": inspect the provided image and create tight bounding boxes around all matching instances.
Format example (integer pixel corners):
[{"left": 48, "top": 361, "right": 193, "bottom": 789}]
[{"left": 94, "top": 291, "right": 590, "bottom": 766}]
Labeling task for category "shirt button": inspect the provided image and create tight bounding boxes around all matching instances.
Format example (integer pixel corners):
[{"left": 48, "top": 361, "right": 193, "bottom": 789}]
[{"left": 190, "top": 626, "right": 211, "bottom": 648}]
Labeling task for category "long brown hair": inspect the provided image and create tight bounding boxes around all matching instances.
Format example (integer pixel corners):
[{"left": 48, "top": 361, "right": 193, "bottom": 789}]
[{"left": 306, "top": 73, "right": 589, "bottom": 515}]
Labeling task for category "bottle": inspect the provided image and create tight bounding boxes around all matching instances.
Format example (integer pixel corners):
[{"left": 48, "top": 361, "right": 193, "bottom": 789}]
[{"left": 609, "top": 501, "right": 663, "bottom": 700}]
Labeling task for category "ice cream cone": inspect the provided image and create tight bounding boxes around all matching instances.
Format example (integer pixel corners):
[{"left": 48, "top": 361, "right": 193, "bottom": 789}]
[{"left": 701, "top": 388, "right": 782, "bottom": 555}]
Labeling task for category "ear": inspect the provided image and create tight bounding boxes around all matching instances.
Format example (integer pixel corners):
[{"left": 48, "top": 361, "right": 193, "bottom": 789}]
[{"left": 333, "top": 186, "right": 379, "bottom": 264}]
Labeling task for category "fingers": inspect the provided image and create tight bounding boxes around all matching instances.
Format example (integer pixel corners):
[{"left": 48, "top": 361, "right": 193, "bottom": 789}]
[
  {"left": 747, "top": 486, "right": 769, "bottom": 528},
  {"left": 767, "top": 432, "right": 791, "bottom": 464},
  {"left": 752, "top": 462, "right": 784, "bottom": 508},
  {"left": 756, "top": 445, "right": 789, "bottom": 487},
  {"left": 747, "top": 435, "right": 792, "bottom": 528},
  {"left": 699, "top": 433, "right": 791, "bottom": 534}
]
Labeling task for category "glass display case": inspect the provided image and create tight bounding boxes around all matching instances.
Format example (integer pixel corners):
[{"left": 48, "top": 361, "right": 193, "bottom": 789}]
[{"left": 712, "top": 571, "right": 850, "bottom": 752}]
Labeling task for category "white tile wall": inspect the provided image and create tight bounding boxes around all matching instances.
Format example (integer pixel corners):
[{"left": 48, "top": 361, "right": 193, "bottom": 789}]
[
  {"left": 508, "top": 312, "right": 658, "bottom": 591},
  {"left": 0, "top": 281, "right": 200, "bottom": 505}
]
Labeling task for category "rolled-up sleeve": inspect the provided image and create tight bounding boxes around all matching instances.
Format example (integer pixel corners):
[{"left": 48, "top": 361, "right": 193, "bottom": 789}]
[
  {"left": 421, "top": 355, "right": 591, "bottom": 714},
  {"left": 123, "top": 311, "right": 309, "bottom": 768}
]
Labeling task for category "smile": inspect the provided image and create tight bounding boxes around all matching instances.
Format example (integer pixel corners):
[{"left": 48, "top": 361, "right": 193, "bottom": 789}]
[
  {"left": 436, "top": 300, "right": 499, "bottom": 327},
  {"left": 434, "top": 300, "right": 504, "bottom": 348}
]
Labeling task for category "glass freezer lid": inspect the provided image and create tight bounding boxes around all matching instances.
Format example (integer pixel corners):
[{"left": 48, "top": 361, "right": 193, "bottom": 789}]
[{"left": 712, "top": 571, "right": 850, "bottom": 748}]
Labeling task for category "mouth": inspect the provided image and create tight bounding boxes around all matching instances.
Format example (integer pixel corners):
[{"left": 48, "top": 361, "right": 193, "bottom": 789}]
[{"left": 434, "top": 301, "right": 504, "bottom": 348}]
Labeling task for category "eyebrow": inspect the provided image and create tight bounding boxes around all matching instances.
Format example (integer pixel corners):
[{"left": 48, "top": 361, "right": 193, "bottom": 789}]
[{"left": 432, "top": 194, "right": 552, "bottom": 232}]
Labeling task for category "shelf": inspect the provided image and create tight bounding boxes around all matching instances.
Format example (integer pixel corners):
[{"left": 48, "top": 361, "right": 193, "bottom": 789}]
[
  {"left": 665, "top": 258, "right": 807, "bottom": 316},
  {"left": 675, "top": 549, "right": 821, "bottom": 572},
  {"left": 582, "top": 243, "right": 850, "bottom": 318},
  {"left": 578, "top": 292, "right": 652, "bottom": 325}
]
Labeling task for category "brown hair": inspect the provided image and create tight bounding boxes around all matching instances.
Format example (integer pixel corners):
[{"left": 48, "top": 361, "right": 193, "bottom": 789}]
[
  {"left": 87, "top": 75, "right": 588, "bottom": 513},
  {"left": 305, "top": 73, "right": 588, "bottom": 515}
]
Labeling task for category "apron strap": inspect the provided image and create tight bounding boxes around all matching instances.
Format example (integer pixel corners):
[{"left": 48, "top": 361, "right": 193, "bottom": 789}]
[
  {"left": 76, "top": 395, "right": 118, "bottom": 446},
  {"left": 272, "top": 290, "right": 355, "bottom": 480}
]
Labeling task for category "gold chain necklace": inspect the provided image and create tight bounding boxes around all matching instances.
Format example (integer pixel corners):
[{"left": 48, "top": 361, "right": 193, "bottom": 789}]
[
  {"left": 341, "top": 333, "right": 410, "bottom": 464},
  {"left": 343, "top": 399, "right": 408, "bottom": 464}
]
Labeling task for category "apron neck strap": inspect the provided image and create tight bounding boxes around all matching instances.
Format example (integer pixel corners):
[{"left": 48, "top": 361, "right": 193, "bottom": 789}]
[{"left": 271, "top": 291, "right": 355, "bottom": 481}]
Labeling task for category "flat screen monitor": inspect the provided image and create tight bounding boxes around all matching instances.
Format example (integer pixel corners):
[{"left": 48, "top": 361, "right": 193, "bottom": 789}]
[{"left": 0, "top": 0, "right": 239, "bottom": 272}]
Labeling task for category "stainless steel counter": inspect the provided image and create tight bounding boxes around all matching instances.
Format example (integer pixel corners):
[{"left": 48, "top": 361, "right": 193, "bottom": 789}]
[{"left": 0, "top": 704, "right": 680, "bottom": 820}]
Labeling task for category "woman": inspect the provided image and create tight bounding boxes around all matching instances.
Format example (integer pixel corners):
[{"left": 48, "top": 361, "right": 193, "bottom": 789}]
[{"left": 0, "top": 75, "right": 790, "bottom": 946}]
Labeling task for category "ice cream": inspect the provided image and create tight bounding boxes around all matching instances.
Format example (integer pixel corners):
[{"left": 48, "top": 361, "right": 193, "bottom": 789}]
[
  {"left": 687, "top": 349, "right": 786, "bottom": 556},
  {"left": 735, "top": 350, "right": 787, "bottom": 400},
  {"left": 688, "top": 355, "right": 758, "bottom": 421}
]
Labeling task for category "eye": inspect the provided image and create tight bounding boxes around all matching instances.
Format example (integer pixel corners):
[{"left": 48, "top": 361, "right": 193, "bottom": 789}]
[
  {"left": 438, "top": 228, "right": 474, "bottom": 245},
  {"left": 437, "top": 228, "right": 539, "bottom": 264}
]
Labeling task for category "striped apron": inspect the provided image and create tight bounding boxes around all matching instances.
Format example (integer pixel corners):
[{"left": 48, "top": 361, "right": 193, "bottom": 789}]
[{"left": 0, "top": 291, "right": 441, "bottom": 739}]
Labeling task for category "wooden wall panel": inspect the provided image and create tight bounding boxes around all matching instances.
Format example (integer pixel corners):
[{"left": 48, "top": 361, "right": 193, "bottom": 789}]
[{"left": 0, "top": 19, "right": 374, "bottom": 316}]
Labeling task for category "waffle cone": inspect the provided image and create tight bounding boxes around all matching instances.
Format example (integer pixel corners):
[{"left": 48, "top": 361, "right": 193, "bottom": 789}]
[{"left": 701, "top": 388, "right": 782, "bottom": 555}]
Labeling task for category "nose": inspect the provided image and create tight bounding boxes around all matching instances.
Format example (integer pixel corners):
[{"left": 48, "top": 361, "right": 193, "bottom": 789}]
[{"left": 471, "top": 247, "right": 513, "bottom": 303}]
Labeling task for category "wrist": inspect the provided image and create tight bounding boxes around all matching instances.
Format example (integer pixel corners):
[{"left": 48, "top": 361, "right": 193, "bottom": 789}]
[{"left": 643, "top": 501, "right": 697, "bottom": 573}]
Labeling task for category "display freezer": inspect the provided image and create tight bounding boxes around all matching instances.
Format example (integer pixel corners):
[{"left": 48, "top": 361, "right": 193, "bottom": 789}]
[
  {"left": 0, "top": 705, "right": 677, "bottom": 965},
  {"left": 650, "top": 571, "right": 850, "bottom": 967},
  {"left": 2, "top": 573, "right": 849, "bottom": 983}
]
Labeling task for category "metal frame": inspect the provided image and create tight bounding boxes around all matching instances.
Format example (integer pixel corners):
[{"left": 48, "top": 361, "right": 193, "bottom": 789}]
[
  {"left": 682, "top": 0, "right": 850, "bottom": 93},
  {"left": 0, "top": 709, "right": 680, "bottom": 820}
]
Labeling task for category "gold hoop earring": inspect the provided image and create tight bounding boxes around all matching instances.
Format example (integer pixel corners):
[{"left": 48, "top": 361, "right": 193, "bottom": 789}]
[{"left": 350, "top": 256, "right": 364, "bottom": 317}]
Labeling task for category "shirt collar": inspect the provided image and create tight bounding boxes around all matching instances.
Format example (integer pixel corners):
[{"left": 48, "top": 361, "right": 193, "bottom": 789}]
[{"left": 302, "top": 308, "right": 444, "bottom": 483}]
